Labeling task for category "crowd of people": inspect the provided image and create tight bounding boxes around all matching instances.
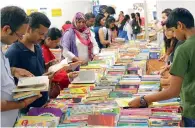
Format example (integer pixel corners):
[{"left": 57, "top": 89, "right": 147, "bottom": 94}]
[{"left": 1, "top": 5, "right": 195, "bottom": 127}]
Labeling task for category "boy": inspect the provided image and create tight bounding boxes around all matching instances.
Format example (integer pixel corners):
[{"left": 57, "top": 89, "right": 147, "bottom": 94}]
[{"left": 129, "top": 8, "right": 195, "bottom": 127}]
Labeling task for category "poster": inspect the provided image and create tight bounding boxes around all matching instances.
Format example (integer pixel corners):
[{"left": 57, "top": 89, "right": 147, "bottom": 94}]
[
  {"left": 93, "top": 5, "right": 107, "bottom": 16},
  {"left": 51, "top": 8, "right": 62, "bottom": 17},
  {"left": 26, "top": 9, "right": 38, "bottom": 15},
  {"left": 39, "top": 8, "right": 47, "bottom": 16}
]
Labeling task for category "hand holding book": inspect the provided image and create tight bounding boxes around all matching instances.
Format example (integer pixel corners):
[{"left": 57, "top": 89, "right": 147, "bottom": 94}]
[{"left": 11, "top": 67, "right": 34, "bottom": 78}]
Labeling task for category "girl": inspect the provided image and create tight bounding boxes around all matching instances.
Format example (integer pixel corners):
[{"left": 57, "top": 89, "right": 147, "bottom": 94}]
[
  {"left": 41, "top": 27, "right": 78, "bottom": 91},
  {"left": 118, "top": 15, "right": 132, "bottom": 41},
  {"left": 132, "top": 12, "right": 142, "bottom": 39}
]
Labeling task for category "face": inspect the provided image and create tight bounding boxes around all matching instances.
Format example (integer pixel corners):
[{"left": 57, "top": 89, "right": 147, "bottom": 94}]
[
  {"left": 135, "top": 14, "right": 139, "bottom": 19},
  {"left": 171, "top": 22, "right": 186, "bottom": 41},
  {"left": 76, "top": 19, "right": 86, "bottom": 30},
  {"left": 45, "top": 37, "right": 61, "bottom": 48},
  {"left": 161, "top": 13, "right": 168, "bottom": 23},
  {"left": 164, "top": 26, "right": 174, "bottom": 39},
  {"left": 28, "top": 25, "right": 49, "bottom": 44},
  {"left": 86, "top": 18, "right": 95, "bottom": 27},
  {"left": 109, "top": 22, "right": 115, "bottom": 29},
  {"left": 1, "top": 24, "right": 29, "bottom": 45},
  {"left": 100, "top": 17, "right": 106, "bottom": 26},
  {"left": 120, "top": 12, "right": 123, "bottom": 15}
]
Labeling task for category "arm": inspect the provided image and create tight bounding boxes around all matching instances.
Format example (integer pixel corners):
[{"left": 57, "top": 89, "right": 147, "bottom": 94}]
[
  {"left": 90, "top": 32, "right": 100, "bottom": 55},
  {"left": 99, "top": 28, "right": 110, "bottom": 45},
  {"left": 61, "top": 30, "right": 79, "bottom": 62},
  {"left": 1, "top": 94, "right": 41, "bottom": 111},
  {"left": 126, "top": 23, "right": 132, "bottom": 40},
  {"left": 129, "top": 46, "right": 187, "bottom": 107}
]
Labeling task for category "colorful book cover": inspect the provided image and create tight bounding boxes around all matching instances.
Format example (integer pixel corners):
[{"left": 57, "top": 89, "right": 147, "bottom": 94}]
[
  {"left": 15, "top": 116, "right": 59, "bottom": 127},
  {"left": 28, "top": 108, "right": 63, "bottom": 118},
  {"left": 87, "top": 115, "right": 116, "bottom": 127}
]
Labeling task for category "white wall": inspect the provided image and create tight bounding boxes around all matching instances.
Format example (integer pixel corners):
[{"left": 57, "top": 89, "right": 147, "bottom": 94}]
[
  {"left": 156, "top": 0, "right": 195, "bottom": 20},
  {"left": 0, "top": 0, "right": 92, "bottom": 29},
  {"left": 99, "top": 0, "right": 156, "bottom": 22}
]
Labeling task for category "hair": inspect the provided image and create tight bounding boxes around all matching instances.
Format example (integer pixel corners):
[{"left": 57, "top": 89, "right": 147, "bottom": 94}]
[
  {"left": 120, "top": 11, "right": 124, "bottom": 14},
  {"left": 94, "top": 14, "right": 105, "bottom": 27},
  {"left": 166, "top": 8, "right": 194, "bottom": 29},
  {"left": 164, "top": 37, "right": 178, "bottom": 52},
  {"left": 136, "top": 12, "right": 142, "bottom": 24},
  {"left": 119, "top": 15, "right": 130, "bottom": 30},
  {"left": 29, "top": 12, "right": 51, "bottom": 29},
  {"left": 85, "top": 13, "right": 95, "bottom": 20},
  {"left": 162, "top": 8, "right": 172, "bottom": 16},
  {"left": 40, "top": 27, "right": 62, "bottom": 45},
  {"left": 1, "top": 6, "right": 29, "bottom": 33},
  {"left": 65, "top": 21, "right": 71, "bottom": 24},
  {"left": 105, "top": 16, "right": 115, "bottom": 28},
  {"left": 105, "top": 6, "right": 116, "bottom": 15},
  {"left": 131, "top": 13, "right": 136, "bottom": 19}
]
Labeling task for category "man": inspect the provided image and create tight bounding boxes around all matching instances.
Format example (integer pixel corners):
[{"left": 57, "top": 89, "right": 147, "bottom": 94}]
[
  {"left": 1, "top": 6, "right": 42, "bottom": 127},
  {"left": 5, "top": 12, "right": 52, "bottom": 110},
  {"left": 129, "top": 8, "right": 195, "bottom": 127},
  {"left": 85, "top": 13, "right": 99, "bottom": 55}
]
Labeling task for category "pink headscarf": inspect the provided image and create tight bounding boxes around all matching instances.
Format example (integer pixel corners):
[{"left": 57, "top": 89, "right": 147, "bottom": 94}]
[{"left": 72, "top": 12, "right": 93, "bottom": 60}]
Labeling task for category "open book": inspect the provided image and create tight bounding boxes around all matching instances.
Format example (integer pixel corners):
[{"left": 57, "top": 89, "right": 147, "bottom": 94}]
[
  {"left": 12, "top": 76, "right": 49, "bottom": 92},
  {"left": 48, "top": 58, "right": 70, "bottom": 73},
  {"left": 71, "top": 70, "right": 96, "bottom": 84}
]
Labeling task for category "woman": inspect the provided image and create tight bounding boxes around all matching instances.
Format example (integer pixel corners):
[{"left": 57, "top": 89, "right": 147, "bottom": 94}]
[
  {"left": 61, "top": 12, "right": 99, "bottom": 65},
  {"left": 118, "top": 15, "right": 132, "bottom": 41},
  {"left": 117, "top": 11, "right": 125, "bottom": 24},
  {"left": 132, "top": 12, "right": 142, "bottom": 39},
  {"left": 159, "top": 9, "right": 173, "bottom": 62},
  {"left": 95, "top": 16, "right": 116, "bottom": 49},
  {"left": 41, "top": 27, "right": 78, "bottom": 90}
]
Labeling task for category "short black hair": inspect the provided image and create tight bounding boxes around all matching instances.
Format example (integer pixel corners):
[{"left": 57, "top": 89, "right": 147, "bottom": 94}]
[
  {"left": 166, "top": 8, "right": 194, "bottom": 29},
  {"left": 131, "top": 13, "right": 135, "bottom": 19},
  {"left": 47, "top": 27, "right": 62, "bottom": 40},
  {"left": 29, "top": 12, "right": 51, "bottom": 29},
  {"left": 162, "top": 8, "right": 172, "bottom": 16},
  {"left": 94, "top": 14, "right": 105, "bottom": 27},
  {"left": 65, "top": 21, "right": 71, "bottom": 24},
  {"left": 106, "top": 16, "right": 115, "bottom": 28},
  {"left": 1, "top": 6, "right": 29, "bottom": 32},
  {"left": 105, "top": 6, "right": 115, "bottom": 15},
  {"left": 85, "top": 13, "right": 95, "bottom": 20}
]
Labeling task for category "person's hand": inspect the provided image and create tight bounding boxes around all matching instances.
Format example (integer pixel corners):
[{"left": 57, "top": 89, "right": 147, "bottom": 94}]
[
  {"left": 159, "top": 54, "right": 165, "bottom": 61},
  {"left": 128, "top": 97, "right": 141, "bottom": 108},
  {"left": 11, "top": 67, "right": 34, "bottom": 78},
  {"left": 49, "top": 59, "right": 59, "bottom": 66},
  {"left": 68, "top": 72, "right": 79, "bottom": 79},
  {"left": 21, "top": 94, "right": 42, "bottom": 108},
  {"left": 43, "top": 72, "right": 55, "bottom": 80}
]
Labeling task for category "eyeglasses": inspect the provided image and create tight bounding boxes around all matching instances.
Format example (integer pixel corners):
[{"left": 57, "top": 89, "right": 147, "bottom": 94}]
[{"left": 15, "top": 32, "right": 24, "bottom": 40}]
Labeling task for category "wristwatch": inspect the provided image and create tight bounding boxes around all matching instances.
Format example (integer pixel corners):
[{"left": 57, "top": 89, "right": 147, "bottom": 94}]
[{"left": 140, "top": 96, "right": 148, "bottom": 108}]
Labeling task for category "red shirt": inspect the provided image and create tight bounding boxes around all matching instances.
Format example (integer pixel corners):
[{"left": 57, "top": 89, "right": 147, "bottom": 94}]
[
  {"left": 42, "top": 44, "right": 70, "bottom": 89},
  {"left": 62, "top": 24, "right": 72, "bottom": 32}
]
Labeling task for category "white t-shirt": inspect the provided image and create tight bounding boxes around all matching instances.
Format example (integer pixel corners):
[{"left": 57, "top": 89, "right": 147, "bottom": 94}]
[{"left": 102, "top": 27, "right": 112, "bottom": 42}]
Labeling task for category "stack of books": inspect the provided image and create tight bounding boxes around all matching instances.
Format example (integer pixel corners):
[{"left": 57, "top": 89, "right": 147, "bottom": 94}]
[{"left": 12, "top": 76, "right": 49, "bottom": 101}]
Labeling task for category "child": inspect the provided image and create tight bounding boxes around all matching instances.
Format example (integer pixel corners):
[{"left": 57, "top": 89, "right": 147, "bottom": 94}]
[{"left": 129, "top": 8, "right": 195, "bottom": 127}]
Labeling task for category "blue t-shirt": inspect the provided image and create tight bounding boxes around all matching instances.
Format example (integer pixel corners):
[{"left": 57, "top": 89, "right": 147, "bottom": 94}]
[{"left": 5, "top": 41, "right": 48, "bottom": 108}]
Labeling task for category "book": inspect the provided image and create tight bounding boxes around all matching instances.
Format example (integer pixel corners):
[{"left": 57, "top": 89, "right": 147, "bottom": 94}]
[
  {"left": 87, "top": 115, "right": 116, "bottom": 127},
  {"left": 115, "top": 98, "right": 134, "bottom": 107},
  {"left": 13, "top": 91, "right": 40, "bottom": 101},
  {"left": 15, "top": 116, "right": 60, "bottom": 127},
  {"left": 28, "top": 108, "right": 63, "bottom": 118},
  {"left": 13, "top": 76, "right": 49, "bottom": 92},
  {"left": 48, "top": 58, "right": 70, "bottom": 73},
  {"left": 71, "top": 70, "right": 96, "bottom": 84}
]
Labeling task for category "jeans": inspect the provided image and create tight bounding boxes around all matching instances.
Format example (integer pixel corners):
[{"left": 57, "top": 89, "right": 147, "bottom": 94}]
[{"left": 183, "top": 117, "right": 195, "bottom": 127}]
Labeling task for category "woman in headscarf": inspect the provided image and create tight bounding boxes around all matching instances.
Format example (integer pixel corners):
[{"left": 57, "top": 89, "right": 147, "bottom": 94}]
[{"left": 61, "top": 12, "right": 99, "bottom": 66}]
